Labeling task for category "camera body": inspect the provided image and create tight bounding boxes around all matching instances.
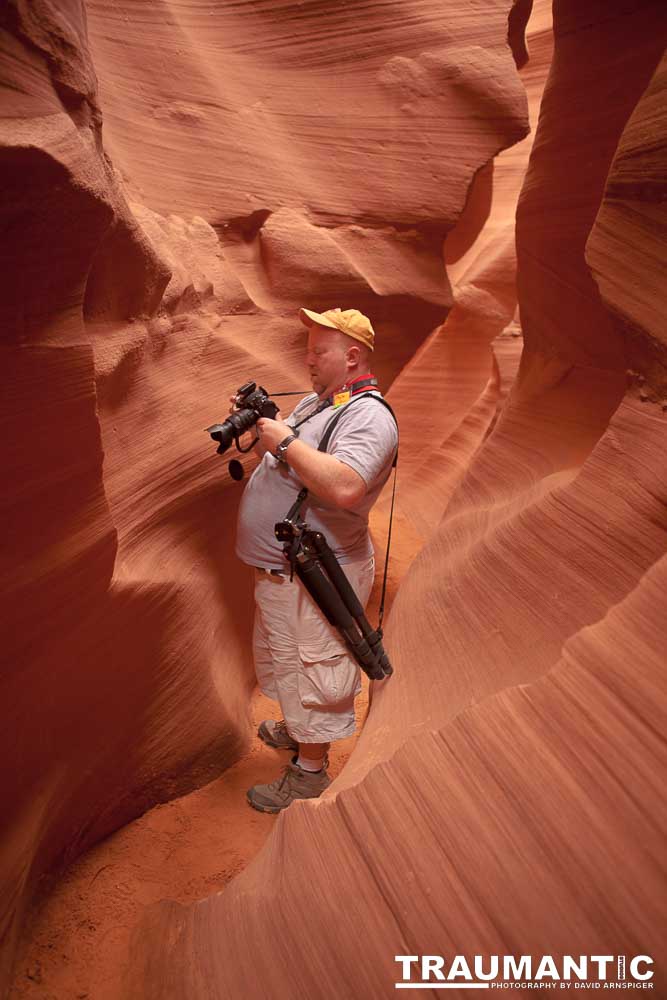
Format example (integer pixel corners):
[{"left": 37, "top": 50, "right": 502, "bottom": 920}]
[{"left": 206, "top": 381, "right": 279, "bottom": 455}]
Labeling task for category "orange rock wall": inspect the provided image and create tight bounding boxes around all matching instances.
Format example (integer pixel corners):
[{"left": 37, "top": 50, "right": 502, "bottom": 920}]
[
  {"left": 1, "top": 0, "right": 533, "bottom": 991},
  {"left": 127, "top": 2, "right": 667, "bottom": 996},
  {"left": 587, "top": 50, "right": 667, "bottom": 394}
]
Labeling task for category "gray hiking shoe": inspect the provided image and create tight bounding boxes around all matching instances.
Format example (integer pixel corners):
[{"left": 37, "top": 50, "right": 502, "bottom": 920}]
[
  {"left": 246, "top": 756, "right": 331, "bottom": 814},
  {"left": 257, "top": 718, "right": 299, "bottom": 751}
]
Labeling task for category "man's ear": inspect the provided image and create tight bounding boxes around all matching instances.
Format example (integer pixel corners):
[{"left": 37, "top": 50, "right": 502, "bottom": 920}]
[{"left": 347, "top": 344, "right": 361, "bottom": 367}]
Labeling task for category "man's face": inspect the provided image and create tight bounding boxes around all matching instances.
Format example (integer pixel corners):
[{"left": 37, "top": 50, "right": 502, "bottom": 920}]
[{"left": 306, "top": 326, "right": 351, "bottom": 399}]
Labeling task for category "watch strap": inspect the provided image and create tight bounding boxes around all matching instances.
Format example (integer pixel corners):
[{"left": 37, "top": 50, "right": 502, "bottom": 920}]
[{"left": 275, "top": 434, "right": 298, "bottom": 463}]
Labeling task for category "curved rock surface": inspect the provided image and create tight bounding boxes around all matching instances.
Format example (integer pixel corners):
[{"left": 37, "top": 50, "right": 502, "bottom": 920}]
[
  {"left": 125, "top": 2, "right": 667, "bottom": 997},
  {"left": 1, "top": 0, "right": 534, "bottom": 993},
  {"left": 586, "top": 51, "right": 667, "bottom": 395}
]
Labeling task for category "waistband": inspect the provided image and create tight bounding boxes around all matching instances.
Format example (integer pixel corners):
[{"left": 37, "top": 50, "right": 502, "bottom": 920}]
[{"left": 252, "top": 566, "right": 288, "bottom": 577}]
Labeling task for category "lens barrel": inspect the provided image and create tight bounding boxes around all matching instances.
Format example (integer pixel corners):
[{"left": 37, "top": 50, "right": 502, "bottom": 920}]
[{"left": 207, "top": 407, "right": 259, "bottom": 454}]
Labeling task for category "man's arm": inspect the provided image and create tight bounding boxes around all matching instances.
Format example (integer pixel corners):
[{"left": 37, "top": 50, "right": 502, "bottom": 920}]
[
  {"left": 256, "top": 415, "right": 366, "bottom": 509},
  {"left": 283, "top": 438, "right": 366, "bottom": 509}
]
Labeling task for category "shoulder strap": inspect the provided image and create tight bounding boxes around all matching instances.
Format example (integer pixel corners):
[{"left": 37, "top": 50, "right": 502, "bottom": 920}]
[
  {"left": 317, "top": 392, "right": 399, "bottom": 465},
  {"left": 316, "top": 391, "right": 398, "bottom": 630}
]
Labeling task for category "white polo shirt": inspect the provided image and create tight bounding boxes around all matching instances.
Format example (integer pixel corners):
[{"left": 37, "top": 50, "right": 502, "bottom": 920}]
[{"left": 235, "top": 391, "right": 398, "bottom": 571}]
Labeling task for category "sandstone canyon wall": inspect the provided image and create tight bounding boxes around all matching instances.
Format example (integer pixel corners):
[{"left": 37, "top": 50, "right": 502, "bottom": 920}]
[
  {"left": 126, "top": 2, "right": 667, "bottom": 997},
  {"left": 1, "top": 0, "right": 666, "bottom": 996},
  {"left": 1, "top": 0, "right": 536, "bottom": 992}
]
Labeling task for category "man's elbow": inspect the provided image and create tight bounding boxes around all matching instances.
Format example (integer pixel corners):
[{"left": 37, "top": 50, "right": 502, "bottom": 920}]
[{"left": 336, "top": 474, "right": 367, "bottom": 509}]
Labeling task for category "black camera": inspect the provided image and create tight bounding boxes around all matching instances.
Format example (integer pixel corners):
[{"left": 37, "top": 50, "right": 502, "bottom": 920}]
[{"left": 206, "top": 381, "right": 279, "bottom": 455}]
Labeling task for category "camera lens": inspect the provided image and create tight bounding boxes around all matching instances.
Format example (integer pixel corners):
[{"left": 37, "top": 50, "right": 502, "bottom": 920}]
[{"left": 208, "top": 422, "right": 236, "bottom": 453}]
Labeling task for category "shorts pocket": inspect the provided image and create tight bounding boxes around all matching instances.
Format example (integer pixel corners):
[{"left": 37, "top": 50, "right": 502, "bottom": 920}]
[{"left": 297, "top": 643, "right": 361, "bottom": 710}]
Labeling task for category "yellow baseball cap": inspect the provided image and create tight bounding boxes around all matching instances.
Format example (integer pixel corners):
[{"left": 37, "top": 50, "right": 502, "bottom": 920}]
[{"left": 299, "top": 307, "right": 375, "bottom": 352}]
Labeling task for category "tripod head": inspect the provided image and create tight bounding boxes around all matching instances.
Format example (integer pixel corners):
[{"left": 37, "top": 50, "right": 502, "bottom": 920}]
[
  {"left": 274, "top": 489, "right": 308, "bottom": 545},
  {"left": 274, "top": 488, "right": 309, "bottom": 567}
]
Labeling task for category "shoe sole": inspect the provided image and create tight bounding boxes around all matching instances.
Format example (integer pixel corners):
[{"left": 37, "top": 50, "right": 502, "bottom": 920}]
[{"left": 246, "top": 792, "right": 286, "bottom": 814}]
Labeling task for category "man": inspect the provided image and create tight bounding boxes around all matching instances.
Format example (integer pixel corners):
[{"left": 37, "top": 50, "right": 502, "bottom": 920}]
[{"left": 234, "top": 306, "right": 398, "bottom": 813}]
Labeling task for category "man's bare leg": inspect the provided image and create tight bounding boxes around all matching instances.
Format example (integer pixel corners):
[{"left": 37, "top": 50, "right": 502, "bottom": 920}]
[{"left": 297, "top": 741, "right": 330, "bottom": 771}]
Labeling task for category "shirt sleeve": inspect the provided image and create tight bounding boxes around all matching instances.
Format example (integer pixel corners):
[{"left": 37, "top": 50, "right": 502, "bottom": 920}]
[{"left": 327, "top": 399, "right": 398, "bottom": 487}]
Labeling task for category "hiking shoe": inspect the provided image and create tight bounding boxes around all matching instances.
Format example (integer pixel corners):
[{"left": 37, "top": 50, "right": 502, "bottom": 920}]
[
  {"left": 257, "top": 718, "right": 299, "bottom": 751},
  {"left": 246, "top": 756, "right": 331, "bottom": 814}
]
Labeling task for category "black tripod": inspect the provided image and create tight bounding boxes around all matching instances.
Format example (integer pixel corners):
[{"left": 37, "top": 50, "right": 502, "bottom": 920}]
[{"left": 275, "top": 491, "right": 393, "bottom": 681}]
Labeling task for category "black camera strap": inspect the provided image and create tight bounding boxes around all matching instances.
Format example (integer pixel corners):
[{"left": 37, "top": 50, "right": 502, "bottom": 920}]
[
  {"left": 296, "top": 392, "right": 399, "bottom": 630},
  {"left": 318, "top": 392, "right": 398, "bottom": 630},
  {"left": 316, "top": 391, "right": 397, "bottom": 463},
  {"left": 288, "top": 376, "right": 378, "bottom": 434},
  {"left": 291, "top": 398, "right": 332, "bottom": 432}
]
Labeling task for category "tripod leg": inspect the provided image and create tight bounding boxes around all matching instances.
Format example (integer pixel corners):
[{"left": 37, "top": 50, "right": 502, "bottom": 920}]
[
  {"left": 303, "top": 532, "right": 394, "bottom": 678},
  {"left": 293, "top": 555, "right": 386, "bottom": 681},
  {"left": 296, "top": 555, "right": 354, "bottom": 632}
]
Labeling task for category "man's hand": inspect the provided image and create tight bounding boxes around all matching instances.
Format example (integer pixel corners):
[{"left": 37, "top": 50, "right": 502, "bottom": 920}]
[
  {"left": 256, "top": 415, "right": 292, "bottom": 455},
  {"left": 229, "top": 395, "right": 283, "bottom": 459}
]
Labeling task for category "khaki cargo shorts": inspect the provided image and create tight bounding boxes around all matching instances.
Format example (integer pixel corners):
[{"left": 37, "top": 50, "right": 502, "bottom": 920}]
[{"left": 252, "top": 555, "right": 375, "bottom": 743}]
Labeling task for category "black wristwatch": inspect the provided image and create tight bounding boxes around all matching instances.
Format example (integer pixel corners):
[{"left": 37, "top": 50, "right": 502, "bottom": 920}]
[{"left": 275, "top": 433, "right": 298, "bottom": 464}]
